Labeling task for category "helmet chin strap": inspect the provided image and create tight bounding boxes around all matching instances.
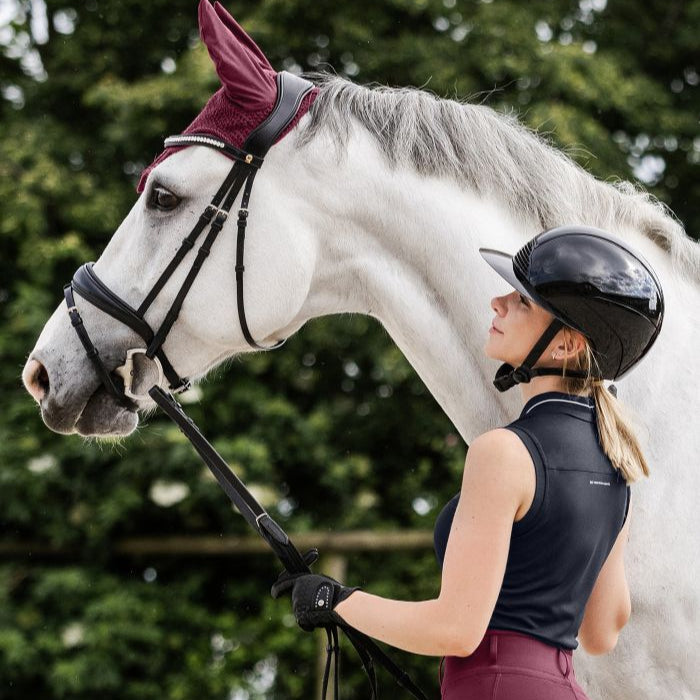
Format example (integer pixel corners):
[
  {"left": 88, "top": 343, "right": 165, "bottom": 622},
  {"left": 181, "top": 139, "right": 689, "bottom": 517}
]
[{"left": 493, "top": 318, "right": 590, "bottom": 393}]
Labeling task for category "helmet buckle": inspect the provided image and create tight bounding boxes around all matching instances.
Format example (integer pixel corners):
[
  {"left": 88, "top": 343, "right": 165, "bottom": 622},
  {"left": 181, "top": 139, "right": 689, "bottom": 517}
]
[{"left": 512, "top": 366, "right": 532, "bottom": 384}]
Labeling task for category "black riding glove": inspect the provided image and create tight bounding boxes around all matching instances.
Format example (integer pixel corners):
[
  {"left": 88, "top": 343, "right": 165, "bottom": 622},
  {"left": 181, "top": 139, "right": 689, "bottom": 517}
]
[{"left": 271, "top": 561, "right": 360, "bottom": 632}]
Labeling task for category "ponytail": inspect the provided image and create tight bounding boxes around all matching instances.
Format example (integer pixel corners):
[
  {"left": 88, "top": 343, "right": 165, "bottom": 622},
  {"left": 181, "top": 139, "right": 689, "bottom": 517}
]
[{"left": 559, "top": 329, "right": 650, "bottom": 483}]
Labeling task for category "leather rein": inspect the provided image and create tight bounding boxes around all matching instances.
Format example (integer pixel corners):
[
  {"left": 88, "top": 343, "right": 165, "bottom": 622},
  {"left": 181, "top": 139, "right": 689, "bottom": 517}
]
[{"left": 62, "top": 71, "right": 427, "bottom": 700}]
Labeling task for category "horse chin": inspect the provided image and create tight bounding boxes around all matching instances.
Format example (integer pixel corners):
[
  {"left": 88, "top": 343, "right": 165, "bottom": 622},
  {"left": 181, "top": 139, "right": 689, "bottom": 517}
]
[
  {"left": 41, "top": 386, "right": 139, "bottom": 437},
  {"left": 74, "top": 388, "right": 139, "bottom": 437}
]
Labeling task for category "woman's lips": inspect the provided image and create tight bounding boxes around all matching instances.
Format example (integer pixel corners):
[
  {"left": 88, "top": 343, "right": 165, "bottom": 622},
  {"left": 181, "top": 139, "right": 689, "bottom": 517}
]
[{"left": 489, "top": 324, "right": 503, "bottom": 334}]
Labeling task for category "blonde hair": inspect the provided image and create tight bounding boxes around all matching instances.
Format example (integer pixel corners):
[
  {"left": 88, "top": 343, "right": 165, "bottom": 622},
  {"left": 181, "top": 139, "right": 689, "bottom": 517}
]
[{"left": 560, "top": 328, "right": 650, "bottom": 483}]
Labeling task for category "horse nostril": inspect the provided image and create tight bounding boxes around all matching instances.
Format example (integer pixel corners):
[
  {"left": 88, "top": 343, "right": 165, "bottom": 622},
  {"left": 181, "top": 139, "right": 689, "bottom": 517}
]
[
  {"left": 38, "top": 365, "right": 50, "bottom": 394},
  {"left": 23, "top": 358, "right": 50, "bottom": 402}
]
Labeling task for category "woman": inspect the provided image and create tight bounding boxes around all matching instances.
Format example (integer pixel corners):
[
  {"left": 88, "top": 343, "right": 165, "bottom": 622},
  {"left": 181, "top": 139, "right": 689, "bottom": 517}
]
[{"left": 272, "top": 225, "right": 665, "bottom": 699}]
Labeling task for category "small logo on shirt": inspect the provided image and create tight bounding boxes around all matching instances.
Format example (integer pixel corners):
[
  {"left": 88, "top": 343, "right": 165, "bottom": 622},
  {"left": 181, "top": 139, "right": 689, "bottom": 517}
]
[{"left": 589, "top": 480, "right": 611, "bottom": 486}]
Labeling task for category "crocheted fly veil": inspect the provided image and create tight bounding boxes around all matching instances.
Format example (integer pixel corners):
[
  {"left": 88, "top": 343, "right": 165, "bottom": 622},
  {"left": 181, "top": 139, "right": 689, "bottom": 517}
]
[{"left": 137, "top": 0, "right": 318, "bottom": 192}]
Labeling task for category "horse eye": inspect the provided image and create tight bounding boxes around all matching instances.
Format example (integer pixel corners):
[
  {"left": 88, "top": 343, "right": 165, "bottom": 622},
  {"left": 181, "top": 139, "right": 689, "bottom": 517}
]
[{"left": 150, "top": 186, "right": 180, "bottom": 211}]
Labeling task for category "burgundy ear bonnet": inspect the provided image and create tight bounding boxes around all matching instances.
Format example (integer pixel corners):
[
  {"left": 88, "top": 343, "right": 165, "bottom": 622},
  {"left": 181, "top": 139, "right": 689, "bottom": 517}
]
[{"left": 137, "top": 0, "right": 318, "bottom": 192}]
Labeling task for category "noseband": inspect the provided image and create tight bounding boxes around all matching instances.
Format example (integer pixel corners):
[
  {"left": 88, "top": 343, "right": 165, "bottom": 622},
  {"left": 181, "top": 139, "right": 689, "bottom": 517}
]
[{"left": 64, "top": 71, "right": 313, "bottom": 403}]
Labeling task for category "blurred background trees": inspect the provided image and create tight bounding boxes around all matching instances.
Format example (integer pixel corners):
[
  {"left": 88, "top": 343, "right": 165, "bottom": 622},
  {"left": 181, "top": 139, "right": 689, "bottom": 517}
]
[{"left": 1, "top": 0, "right": 697, "bottom": 697}]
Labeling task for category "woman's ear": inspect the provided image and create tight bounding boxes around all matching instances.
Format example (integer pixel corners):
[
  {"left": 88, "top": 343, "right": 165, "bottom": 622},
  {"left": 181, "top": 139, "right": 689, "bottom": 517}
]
[{"left": 552, "top": 328, "right": 586, "bottom": 361}]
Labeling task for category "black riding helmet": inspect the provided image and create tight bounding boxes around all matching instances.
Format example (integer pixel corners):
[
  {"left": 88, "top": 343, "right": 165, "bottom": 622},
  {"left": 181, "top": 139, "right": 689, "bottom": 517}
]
[{"left": 479, "top": 225, "right": 665, "bottom": 393}]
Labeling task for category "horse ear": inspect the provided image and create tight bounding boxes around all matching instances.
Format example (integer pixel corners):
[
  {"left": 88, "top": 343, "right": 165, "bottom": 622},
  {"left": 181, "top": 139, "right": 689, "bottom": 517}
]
[
  {"left": 213, "top": 1, "right": 273, "bottom": 70},
  {"left": 198, "top": 0, "right": 276, "bottom": 110}
]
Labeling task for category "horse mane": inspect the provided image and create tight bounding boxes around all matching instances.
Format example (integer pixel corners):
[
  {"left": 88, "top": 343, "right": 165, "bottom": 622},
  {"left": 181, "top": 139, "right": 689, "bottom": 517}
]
[{"left": 298, "top": 74, "right": 699, "bottom": 284}]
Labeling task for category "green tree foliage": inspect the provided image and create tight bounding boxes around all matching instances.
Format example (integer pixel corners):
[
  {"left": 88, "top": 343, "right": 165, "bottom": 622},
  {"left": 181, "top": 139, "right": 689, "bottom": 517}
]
[{"left": 1, "top": 0, "right": 697, "bottom": 697}]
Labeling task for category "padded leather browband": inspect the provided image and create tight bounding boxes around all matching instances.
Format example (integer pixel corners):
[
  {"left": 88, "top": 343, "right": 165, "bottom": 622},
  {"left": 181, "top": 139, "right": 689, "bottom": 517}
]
[{"left": 164, "top": 134, "right": 265, "bottom": 168}]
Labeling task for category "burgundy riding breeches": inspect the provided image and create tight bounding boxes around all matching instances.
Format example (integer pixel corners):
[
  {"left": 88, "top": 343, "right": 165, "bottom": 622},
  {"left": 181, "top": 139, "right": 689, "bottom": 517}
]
[{"left": 440, "top": 629, "right": 591, "bottom": 699}]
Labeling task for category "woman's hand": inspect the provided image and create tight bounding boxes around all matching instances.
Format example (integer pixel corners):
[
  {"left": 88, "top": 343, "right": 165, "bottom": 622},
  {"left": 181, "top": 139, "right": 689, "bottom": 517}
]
[{"left": 271, "top": 571, "right": 360, "bottom": 631}]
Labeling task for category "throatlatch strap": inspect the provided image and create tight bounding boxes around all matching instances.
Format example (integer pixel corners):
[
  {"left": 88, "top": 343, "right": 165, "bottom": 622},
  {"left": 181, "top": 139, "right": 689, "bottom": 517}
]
[{"left": 234, "top": 171, "right": 285, "bottom": 351}]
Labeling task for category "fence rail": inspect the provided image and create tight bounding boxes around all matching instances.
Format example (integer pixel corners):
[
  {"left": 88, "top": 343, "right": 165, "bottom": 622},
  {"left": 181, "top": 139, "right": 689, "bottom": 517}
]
[
  {"left": 1, "top": 531, "right": 434, "bottom": 698},
  {"left": 0, "top": 530, "right": 434, "bottom": 558}
]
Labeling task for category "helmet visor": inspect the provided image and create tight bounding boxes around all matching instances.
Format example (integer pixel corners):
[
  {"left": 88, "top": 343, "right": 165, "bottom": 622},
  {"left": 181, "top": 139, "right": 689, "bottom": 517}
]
[
  {"left": 479, "top": 248, "right": 537, "bottom": 302},
  {"left": 479, "top": 247, "right": 587, "bottom": 331}
]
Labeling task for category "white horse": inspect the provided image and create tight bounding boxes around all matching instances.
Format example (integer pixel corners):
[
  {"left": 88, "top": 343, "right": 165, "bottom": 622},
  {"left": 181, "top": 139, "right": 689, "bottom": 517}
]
[{"left": 23, "top": 72, "right": 699, "bottom": 698}]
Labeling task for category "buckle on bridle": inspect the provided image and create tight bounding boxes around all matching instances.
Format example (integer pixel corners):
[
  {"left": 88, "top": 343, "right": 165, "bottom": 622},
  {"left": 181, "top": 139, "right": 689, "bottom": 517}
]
[
  {"left": 114, "top": 348, "right": 165, "bottom": 400},
  {"left": 172, "top": 378, "right": 191, "bottom": 394}
]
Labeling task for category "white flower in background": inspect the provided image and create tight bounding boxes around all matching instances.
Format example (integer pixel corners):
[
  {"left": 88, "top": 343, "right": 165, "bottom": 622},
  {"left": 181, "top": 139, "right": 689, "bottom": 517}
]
[
  {"left": 149, "top": 480, "right": 190, "bottom": 507},
  {"left": 412, "top": 496, "right": 435, "bottom": 516},
  {"left": 27, "top": 454, "right": 57, "bottom": 474},
  {"left": 61, "top": 622, "right": 85, "bottom": 648},
  {"left": 356, "top": 490, "right": 378, "bottom": 509}
]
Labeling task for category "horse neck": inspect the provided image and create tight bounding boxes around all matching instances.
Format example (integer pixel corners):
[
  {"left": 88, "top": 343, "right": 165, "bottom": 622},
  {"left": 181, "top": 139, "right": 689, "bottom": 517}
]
[
  {"left": 281, "top": 127, "right": 698, "bottom": 459},
  {"left": 288, "top": 131, "right": 525, "bottom": 441}
]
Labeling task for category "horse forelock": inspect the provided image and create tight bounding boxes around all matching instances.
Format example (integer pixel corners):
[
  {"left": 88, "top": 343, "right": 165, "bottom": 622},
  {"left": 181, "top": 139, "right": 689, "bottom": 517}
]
[{"left": 298, "top": 74, "right": 699, "bottom": 285}]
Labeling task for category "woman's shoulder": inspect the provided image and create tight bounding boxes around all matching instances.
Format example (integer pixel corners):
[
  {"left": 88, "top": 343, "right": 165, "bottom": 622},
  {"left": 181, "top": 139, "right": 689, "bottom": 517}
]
[
  {"left": 465, "top": 429, "right": 535, "bottom": 510},
  {"left": 468, "top": 428, "right": 534, "bottom": 469}
]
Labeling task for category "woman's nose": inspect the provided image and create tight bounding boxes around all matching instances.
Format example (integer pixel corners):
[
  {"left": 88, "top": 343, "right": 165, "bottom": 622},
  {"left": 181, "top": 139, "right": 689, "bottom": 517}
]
[{"left": 491, "top": 295, "right": 506, "bottom": 315}]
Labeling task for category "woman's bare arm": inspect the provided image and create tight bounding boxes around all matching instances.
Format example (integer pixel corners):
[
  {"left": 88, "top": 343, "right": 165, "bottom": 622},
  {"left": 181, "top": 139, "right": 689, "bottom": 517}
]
[
  {"left": 335, "top": 429, "right": 529, "bottom": 656},
  {"left": 578, "top": 504, "right": 632, "bottom": 654}
]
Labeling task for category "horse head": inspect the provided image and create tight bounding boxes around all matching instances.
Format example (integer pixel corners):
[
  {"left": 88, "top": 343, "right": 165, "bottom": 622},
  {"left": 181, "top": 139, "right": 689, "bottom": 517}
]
[{"left": 23, "top": 0, "right": 322, "bottom": 436}]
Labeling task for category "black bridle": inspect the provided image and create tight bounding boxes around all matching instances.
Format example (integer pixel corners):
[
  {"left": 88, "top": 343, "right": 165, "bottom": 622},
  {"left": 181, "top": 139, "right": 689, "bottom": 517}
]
[
  {"left": 64, "top": 71, "right": 312, "bottom": 403},
  {"left": 63, "top": 71, "right": 427, "bottom": 700}
]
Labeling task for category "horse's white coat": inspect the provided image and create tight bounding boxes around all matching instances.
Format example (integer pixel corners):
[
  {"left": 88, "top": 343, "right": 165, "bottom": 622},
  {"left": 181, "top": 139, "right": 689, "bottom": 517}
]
[{"left": 27, "top": 112, "right": 700, "bottom": 698}]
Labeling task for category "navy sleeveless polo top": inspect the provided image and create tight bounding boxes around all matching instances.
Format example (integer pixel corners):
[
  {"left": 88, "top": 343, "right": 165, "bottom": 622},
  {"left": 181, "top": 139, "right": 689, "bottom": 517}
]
[{"left": 433, "top": 391, "right": 630, "bottom": 650}]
